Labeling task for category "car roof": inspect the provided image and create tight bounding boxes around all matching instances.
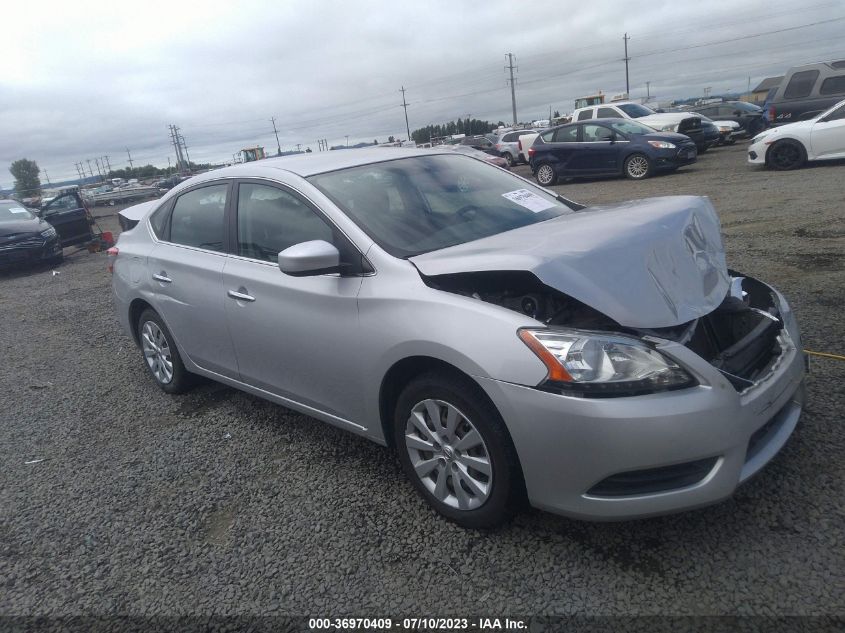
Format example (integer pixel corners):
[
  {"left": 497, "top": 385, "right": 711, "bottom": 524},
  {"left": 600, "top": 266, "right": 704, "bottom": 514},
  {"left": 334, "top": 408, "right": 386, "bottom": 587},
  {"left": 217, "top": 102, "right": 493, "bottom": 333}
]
[{"left": 182, "top": 147, "right": 453, "bottom": 186}]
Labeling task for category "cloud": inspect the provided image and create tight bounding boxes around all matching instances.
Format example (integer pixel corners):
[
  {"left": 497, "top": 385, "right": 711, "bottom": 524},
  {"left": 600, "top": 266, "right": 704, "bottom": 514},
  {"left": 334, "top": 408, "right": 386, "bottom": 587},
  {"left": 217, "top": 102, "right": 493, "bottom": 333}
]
[{"left": 1, "top": 0, "right": 843, "bottom": 184}]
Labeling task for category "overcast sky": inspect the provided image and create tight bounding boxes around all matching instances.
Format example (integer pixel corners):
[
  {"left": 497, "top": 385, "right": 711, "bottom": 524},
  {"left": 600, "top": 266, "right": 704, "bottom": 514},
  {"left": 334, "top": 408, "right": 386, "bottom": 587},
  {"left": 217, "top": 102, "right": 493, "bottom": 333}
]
[{"left": 2, "top": 0, "right": 844, "bottom": 185}]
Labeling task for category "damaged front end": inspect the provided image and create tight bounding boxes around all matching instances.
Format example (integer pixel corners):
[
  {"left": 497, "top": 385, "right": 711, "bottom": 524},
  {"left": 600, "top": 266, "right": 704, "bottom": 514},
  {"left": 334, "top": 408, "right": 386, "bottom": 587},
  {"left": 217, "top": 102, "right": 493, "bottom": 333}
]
[{"left": 422, "top": 269, "right": 790, "bottom": 397}]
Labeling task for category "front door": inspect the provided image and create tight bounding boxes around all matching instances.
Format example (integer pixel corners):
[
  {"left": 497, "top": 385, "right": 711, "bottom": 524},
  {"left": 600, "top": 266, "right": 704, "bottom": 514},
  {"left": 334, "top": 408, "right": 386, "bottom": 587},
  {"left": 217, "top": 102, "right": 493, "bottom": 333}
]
[
  {"left": 41, "top": 191, "right": 93, "bottom": 246},
  {"left": 810, "top": 104, "right": 845, "bottom": 158},
  {"left": 222, "top": 181, "right": 366, "bottom": 422},
  {"left": 578, "top": 124, "right": 620, "bottom": 174}
]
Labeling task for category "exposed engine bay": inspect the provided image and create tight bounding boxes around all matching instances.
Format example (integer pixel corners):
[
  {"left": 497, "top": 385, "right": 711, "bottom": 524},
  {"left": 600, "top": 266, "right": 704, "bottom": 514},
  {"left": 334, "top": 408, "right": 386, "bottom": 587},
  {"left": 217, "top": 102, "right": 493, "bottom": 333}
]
[{"left": 423, "top": 269, "right": 785, "bottom": 391}]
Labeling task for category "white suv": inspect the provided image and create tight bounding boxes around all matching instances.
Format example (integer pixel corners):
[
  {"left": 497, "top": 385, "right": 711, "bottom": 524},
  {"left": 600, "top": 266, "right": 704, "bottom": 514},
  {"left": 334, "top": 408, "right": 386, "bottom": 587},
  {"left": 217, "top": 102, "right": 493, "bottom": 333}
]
[{"left": 488, "top": 129, "right": 539, "bottom": 166}]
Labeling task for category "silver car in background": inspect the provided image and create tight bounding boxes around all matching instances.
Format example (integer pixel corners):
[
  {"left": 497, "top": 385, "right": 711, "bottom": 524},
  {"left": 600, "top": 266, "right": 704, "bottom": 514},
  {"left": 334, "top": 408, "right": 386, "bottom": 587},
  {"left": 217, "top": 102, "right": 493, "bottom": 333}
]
[{"left": 111, "top": 148, "right": 806, "bottom": 528}]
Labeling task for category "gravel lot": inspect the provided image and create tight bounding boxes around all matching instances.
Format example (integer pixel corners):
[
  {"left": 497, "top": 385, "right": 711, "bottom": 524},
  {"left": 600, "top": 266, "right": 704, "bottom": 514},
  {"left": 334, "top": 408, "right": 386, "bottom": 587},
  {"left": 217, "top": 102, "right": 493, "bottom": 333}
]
[{"left": 1, "top": 142, "right": 843, "bottom": 619}]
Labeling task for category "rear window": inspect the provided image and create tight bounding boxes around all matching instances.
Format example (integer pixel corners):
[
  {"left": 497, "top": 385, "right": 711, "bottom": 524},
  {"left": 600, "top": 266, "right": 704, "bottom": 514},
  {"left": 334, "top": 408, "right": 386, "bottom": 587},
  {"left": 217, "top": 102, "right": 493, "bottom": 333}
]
[
  {"left": 819, "top": 75, "right": 845, "bottom": 96},
  {"left": 783, "top": 70, "right": 820, "bottom": 99}
]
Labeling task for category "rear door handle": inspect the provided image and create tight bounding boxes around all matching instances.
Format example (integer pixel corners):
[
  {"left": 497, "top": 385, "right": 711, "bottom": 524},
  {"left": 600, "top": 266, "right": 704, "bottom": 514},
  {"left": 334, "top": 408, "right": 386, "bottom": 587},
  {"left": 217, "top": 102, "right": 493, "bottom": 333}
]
[
  {"left": 227, "top": 289, "right": 255, "bottom": 302},
  {"left": 153, "top": 272, "right": 172, "bottom": 283}
]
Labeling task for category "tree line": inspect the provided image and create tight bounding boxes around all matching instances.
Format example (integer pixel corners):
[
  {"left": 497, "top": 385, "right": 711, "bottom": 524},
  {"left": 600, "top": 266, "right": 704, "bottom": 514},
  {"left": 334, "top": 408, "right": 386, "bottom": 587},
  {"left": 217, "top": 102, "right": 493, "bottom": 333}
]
[{"left": 411, "top": 118, "right": 504, "bottom": 144}]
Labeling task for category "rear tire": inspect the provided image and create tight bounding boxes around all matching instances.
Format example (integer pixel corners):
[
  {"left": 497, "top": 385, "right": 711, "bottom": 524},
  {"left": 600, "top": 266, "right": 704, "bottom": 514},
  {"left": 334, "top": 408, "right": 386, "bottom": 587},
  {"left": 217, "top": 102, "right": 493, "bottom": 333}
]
[
  {"left": 766, "top": 139, "right": 806, "bottom": 170},
  {"left": 535, "top": 162, "right": 557, "bottom": 186},
  {"left": 624, "top": 153, "right": 652, "bottom": 180},
  {"left": 137, "top": 308, "right": 193, "bottom": 394},
  {"left": 393, "top": 372, "right": 522, "bottom": 529},
  {"left": 502, "top": 152, "right": 514, "bottom": 167}
]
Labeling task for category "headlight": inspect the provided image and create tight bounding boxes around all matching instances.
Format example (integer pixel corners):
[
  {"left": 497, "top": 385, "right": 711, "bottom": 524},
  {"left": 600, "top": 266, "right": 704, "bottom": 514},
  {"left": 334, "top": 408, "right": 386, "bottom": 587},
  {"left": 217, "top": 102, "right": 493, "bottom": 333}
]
[
  {"left": 40, "top": 226, "right": 57, "bottom": 238},
  {"left": 751, "top": 132, "right": 769, "bottom": 144},
  {"left": 647, "top": 140, "right": 676, "bottom": 149},
  {"left": 718, "top": 126, "right": 732, "bottom": 133},
  {"left": 518, "top": 328, "right": 695, "bottom": 396},
  {"left": 659, "top": 124, "right": 678, "bottom": 132}
]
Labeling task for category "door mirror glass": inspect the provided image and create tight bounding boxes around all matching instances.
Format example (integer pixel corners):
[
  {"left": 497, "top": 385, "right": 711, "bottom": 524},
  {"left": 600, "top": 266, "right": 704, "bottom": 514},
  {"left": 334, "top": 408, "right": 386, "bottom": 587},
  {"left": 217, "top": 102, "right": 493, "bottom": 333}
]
[{"left": 278, "top": 240, "right": 340, "bottom": 276}]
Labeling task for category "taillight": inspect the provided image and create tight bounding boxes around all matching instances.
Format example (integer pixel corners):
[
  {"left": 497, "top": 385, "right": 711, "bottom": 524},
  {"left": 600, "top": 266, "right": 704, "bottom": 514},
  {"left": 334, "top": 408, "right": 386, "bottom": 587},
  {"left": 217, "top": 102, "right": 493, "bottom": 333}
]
[
  {"left": 528, "top": 147, "right": 536, "bottom": 158},
  {"left": 107, "top": 246, "right": 118, "bottom": 273},
  {"left": 518, "top": 139, "right": 523, "bottom": 151},
  {"left": 768, "top": 105, "right": 775, "bottom": 123}
]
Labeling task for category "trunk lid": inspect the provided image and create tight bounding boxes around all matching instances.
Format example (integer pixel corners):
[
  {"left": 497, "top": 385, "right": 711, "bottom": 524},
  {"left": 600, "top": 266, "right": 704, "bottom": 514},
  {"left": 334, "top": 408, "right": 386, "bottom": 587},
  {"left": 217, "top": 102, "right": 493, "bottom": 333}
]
[{"left": 410, "top": 195, "right": 729, "bottom": 328}]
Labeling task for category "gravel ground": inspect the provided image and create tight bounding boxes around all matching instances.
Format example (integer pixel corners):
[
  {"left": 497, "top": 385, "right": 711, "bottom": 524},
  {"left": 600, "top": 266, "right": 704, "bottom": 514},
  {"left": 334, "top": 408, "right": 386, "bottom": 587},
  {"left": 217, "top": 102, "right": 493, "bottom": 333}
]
[{"left": 1, "top": 142, "right": 843, "bottom": 618}]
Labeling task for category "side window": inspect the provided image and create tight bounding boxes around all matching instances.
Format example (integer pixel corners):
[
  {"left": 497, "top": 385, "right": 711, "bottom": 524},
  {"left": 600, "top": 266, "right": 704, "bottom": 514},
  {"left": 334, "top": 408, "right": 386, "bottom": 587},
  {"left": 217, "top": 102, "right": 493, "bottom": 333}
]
[
  {"left": 576, "top": 109, "right": 593, "bottom": 121},
  {"left": 597, "top": 107, "right": 618, "bottom": 118},
  {"left": 783, "top": 70, "right": 820, "bottom": 99},
  {"left": 45, "top": 193, "right": 80, "bottom": 213},
  {"left": 582, "top": 124, "right": 613, "bottom": 142},
  {"left": 237, "top": 183, "right": 334, "bottom": 262},
  {"left": 819, "top": 75, "right": 845, "bottom": 96},
  {"left": 822, "top": 104, "right": 845, "bottom": 121},
  {"left": 717, "top": 106, "right": 735, "bottom": 117},
  {"left": 169, "top": 184, "right": 227, "bottom": 252},
  {"left": 502, "top": 132, "right": 518, "bottom": 142},
  {"left": 540, "top": 130, "right": 555, "bottom": 142},
  {"left": 553, "top": 126, "right": 578, "bottom": 142},
  {"left": 149, "top": 202, "right": 171, "bottom": 239}
]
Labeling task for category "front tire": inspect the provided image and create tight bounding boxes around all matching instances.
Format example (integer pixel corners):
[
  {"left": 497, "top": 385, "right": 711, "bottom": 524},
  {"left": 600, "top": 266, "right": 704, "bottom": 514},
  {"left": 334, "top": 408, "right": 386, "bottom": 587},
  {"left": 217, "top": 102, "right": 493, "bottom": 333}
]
[
  {"left": 137, "top": 308, "right": 192, "bottom": 394},
  {"left": 624, "top": 153, "right": 652, "bottom": 179},
  {"left": 767, "top": 139, "right": 806, "bottom": 170},
  {"left": 394, "top": 372, "right": 522, "bottom": 529},
  {"left": 535, "top": 162, "right": 557, "bottom": 186}
]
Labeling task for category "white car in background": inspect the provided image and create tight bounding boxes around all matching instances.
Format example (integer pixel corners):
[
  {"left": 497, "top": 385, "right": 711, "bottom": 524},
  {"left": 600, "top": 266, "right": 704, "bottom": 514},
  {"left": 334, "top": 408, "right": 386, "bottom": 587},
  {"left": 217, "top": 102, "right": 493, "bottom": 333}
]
[{"left": 747, "top": 99, "right": 845, "bottom": 170}]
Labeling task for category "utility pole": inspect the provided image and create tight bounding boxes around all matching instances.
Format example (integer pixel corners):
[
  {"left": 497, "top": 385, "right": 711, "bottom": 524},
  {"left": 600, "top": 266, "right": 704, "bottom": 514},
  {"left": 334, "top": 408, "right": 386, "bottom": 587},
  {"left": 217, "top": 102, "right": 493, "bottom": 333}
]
[
  {"left": 505, "top": 53, "right": 518, "bottom": 125},
  {"left": 345, "top": 135, "right": 349, "bottom": 147},
  {"left": 44, "top": 170, "right": 50, "bottom": 185},
  {"left": 95, "top": 158, "right": 103, "bottom": 180},
  {"left": 645, "top": 81, "right": 651, "bottom": 101},
  {"left": 270, "top": 117, "right": 282, "bottom": 156},
  {"left": 126, "top": 148, "right": 134, "bottom": 172},
  {"left": 86, "top": 159, "right": 94, "bottom": 179},
  {"left": 400, "top": 86, "right": 411, "bottom": 142},
  {"left": 103, "top": 155, "right": 112, "bottom": 175},
  {"left": 623, "top": 33, "right": 631, "bottom": 97},
  {"left": 178, "top": 132, "right": 191, "bottom": 169}
]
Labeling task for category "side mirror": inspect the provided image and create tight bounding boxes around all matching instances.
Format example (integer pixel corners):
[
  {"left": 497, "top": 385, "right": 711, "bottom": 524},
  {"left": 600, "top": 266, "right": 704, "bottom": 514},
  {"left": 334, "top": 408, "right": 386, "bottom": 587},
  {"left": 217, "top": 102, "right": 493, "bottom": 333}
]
[
  {"left": 278, "top": 240, "right": 340, "bottom": 276},
  {"left": 733, "top": 110, "right": 743, "bottom": 117}
]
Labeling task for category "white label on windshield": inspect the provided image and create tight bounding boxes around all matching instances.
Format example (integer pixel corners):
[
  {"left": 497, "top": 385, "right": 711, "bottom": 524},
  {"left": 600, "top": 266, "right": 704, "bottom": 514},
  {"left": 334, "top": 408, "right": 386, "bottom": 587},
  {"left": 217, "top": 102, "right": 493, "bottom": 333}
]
[
  {"left": 501, "top": 189, "right": 555, "bottom": 213},
  {"left": 8, "top": 207, "right": 28, "bottom": 214}
]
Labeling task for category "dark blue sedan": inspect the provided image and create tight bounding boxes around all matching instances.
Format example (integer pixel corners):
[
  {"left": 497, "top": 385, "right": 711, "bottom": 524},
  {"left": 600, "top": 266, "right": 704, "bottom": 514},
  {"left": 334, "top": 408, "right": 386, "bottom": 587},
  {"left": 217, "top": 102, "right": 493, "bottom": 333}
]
[{"left": 529, "top": 118, "right": 697, "bottom": 185}]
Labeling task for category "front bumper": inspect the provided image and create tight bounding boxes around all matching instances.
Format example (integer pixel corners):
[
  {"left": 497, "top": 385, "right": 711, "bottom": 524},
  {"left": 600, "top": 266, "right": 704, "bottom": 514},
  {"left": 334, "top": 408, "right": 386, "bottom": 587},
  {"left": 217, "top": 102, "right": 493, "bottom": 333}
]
[
  {"left": 747, "top": 140, "right": 768, "bottom": 164},
  {"left": 478, "top": 288, "right": 806, "bottom": 520},
  {"left": 0, "top": 235, "right": 61, "bottom": 267}
]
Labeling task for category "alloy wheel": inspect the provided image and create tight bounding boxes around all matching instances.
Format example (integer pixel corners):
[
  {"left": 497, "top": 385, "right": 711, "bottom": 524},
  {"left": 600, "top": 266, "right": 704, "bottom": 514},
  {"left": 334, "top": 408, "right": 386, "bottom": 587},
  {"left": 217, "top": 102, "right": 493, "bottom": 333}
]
[
  {"left": 771, "top": 143, "right": 801, "bottom": 169},
  {"left": 626, "top": 155, "right": 649, "bottom": 178},
  {"left": 141, "top": 321, "right": 174, "bottom": 384},
  {"left": 536, "top": 164, "right": 555, "bottom": 185},
  {"left": 404, "top": 399, "right": 493, "bottom": 511}
]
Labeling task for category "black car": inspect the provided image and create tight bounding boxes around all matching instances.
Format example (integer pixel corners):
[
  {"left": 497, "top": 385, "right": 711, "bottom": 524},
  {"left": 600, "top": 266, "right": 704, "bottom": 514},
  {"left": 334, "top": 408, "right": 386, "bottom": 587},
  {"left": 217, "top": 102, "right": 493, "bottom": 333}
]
[
  {"left": 528, "top": 118, "right": 697, "bottom": 184},
  {"left": 0, "top": 200, "right": 63, "bottom": 268},
  {"left": 690, "top": 101, "right": 768, "bottom": 137},
  {"left": 39, "top": 189, "right": 95, "bottom": 247}
]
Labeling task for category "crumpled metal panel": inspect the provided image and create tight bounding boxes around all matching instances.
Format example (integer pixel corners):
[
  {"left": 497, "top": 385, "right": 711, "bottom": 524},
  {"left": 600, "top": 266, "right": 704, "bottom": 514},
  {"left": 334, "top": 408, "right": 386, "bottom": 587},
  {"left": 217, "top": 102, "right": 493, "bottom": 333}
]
[{"left": 410, "top": 195, "right": 729, "bottom": 328}]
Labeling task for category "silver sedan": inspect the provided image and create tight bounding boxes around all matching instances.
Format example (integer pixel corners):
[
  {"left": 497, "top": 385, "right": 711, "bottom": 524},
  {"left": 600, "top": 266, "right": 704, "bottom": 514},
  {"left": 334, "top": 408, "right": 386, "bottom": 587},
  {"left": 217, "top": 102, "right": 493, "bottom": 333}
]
[{"left": 111, "top": 148, "right": 806, "bottom": 528}]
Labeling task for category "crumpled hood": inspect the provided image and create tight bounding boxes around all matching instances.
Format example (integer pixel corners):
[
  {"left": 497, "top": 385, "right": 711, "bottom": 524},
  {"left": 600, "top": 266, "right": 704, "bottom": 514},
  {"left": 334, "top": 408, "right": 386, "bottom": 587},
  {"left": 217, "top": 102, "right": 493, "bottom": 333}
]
[{"left": 410, "top": 195, "right": 730, "bottom": 328}]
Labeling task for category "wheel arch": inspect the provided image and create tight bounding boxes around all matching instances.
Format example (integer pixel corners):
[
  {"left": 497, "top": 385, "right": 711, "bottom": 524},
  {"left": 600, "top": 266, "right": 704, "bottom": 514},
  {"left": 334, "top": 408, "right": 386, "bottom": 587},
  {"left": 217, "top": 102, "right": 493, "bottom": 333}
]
[
  {"left": 764, "top": 136, "right": 808, "bottom": 164},
  {"left": 128, "top": 298, "right": 154, "bottom": 346}
]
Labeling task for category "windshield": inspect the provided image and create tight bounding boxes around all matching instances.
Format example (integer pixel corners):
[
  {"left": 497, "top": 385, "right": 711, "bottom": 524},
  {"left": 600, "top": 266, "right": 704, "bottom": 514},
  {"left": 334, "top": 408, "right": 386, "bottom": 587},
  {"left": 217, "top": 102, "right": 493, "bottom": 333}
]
[
  {"left": 617, "top": 103, "right": 655, "bottom": 118},
  {"left": 608, "top": 120, "right": 656, "bottom": 135},
  {"left": 308, "top": 154, "right": 576, "bottom": 258},
  {"left": 0, "top": 202, "right": 35, "bottom": 221}
]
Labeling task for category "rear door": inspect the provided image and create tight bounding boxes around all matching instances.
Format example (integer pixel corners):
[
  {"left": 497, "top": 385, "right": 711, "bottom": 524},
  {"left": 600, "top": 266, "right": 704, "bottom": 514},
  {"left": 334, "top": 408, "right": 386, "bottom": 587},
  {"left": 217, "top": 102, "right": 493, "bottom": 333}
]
[
  {"left": 810, "top": 103, "right": 845, "bottom": 158},
  {"left": 546, "top": 125, "right": 582, "bottom": 174},
  {"left": 41, "top": 191, "right": 93, "bottom": 246},
  {"left": 146, "top": 181, "right": 239, "bottom": 378},
  {"left": 222, "top": 180, "right": 366, "bottom": 421}
]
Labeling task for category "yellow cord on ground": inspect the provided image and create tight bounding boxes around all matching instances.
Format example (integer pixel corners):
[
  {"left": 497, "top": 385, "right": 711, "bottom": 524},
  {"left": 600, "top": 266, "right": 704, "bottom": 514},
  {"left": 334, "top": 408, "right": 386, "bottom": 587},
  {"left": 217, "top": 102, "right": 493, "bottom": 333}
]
[{"left": 804, "top": 350, "right": 845, "bottom": 362}]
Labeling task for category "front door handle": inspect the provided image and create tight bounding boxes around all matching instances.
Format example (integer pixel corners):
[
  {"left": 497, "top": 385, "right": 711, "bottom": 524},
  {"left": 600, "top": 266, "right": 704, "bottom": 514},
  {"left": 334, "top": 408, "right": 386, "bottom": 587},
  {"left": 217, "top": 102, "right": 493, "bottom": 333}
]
[
  {"left": 227, "top": 289, "right": 255, "bottom": 302},
  {"left": 153, "top": 272, "right": 172, "bottom": 283}
]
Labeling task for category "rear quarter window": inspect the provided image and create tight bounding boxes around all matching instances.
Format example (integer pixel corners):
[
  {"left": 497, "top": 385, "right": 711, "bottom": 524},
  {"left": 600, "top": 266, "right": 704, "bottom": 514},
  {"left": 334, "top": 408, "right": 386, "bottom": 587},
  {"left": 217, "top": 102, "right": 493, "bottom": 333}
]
[
  {"left": 819, "top": 75, "right": 845, "bottom": 96},
  {"left": 576, "top": 109, "right": 593, "bottom": 121},
  {"left": 783, "top": 70, "right": 820, "bottom": 99},
  {"left": 597, "top": 107, "right": 618, "bottom": 118}
]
